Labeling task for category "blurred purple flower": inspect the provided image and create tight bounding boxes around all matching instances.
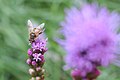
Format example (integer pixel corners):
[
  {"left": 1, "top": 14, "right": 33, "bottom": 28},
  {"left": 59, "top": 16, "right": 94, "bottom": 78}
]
[{"left": 60, "top": 4, "right": 120, "bottom": 76}]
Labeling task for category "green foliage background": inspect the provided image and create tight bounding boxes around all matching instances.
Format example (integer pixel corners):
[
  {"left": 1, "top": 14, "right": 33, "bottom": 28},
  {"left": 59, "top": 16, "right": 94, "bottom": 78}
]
[{"left": 0, "top": 0, "right": 120, "bottom": 80}]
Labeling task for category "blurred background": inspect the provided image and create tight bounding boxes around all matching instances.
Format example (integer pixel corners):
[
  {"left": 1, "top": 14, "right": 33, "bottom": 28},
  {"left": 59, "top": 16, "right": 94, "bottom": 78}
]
[{"left": 0, "top": 0, "right": 120, "bottom": 80}]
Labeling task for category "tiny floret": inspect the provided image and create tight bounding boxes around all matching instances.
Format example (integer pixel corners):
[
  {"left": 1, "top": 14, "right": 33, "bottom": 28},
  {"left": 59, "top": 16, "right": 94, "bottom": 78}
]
[{"left": 33, "top": 53, "right": 42, "bottom": 62}]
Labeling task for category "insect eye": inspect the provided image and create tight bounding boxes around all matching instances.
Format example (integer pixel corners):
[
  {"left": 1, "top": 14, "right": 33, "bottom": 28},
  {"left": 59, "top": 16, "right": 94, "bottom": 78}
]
[{"left": 31, "top": 33, "right": 35, "bottom": 37}]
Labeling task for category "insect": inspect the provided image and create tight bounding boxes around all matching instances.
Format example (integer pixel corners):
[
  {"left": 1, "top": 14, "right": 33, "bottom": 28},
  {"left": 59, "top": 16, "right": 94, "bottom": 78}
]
[{"left": 27, "top": 20, "right": 45, "bottom": 43}]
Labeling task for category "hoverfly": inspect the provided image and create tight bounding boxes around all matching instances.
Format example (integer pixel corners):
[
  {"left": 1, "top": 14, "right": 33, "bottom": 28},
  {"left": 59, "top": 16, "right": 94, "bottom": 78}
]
[{"left": 27, "top": 20, "right": 45, "bottom": 44}]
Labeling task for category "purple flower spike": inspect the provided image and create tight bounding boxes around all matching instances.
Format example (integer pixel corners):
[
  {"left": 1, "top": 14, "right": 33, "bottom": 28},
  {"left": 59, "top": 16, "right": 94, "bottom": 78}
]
[
  {"left": 27, "top": 20, "right": 47, "bottom": 80},
  {"left": 33, "top": 53, "right": 42, "bottom": 62}
]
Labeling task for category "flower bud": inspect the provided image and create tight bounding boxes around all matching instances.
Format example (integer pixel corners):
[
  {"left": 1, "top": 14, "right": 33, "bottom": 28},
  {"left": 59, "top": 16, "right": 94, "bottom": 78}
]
[
  {"left": 32, "top": 61, "right": 37, "bottom": 66},
  {"left": 36, "top": 67, "right": 42, "bottom": 72},
  {"left": 41, "top": 75, "right": 44, "bottom": 80},
  {"left": 30, "top": 77, "right": 35, "bottom": 80},
  {"left": 28, "top": 49, "right": 32, "bottom": 56},
  {"left": 26, "top": 59, "right": 31, "bottom": 65},
  {"left": 29, "top": 68, "right": 36, "bottom": 76},
  {"left": 36, "top": 76, "right": 41, "bottom": 80},
  {"left": 41, "top": 69, "right": 45, "bottom": 74}
]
